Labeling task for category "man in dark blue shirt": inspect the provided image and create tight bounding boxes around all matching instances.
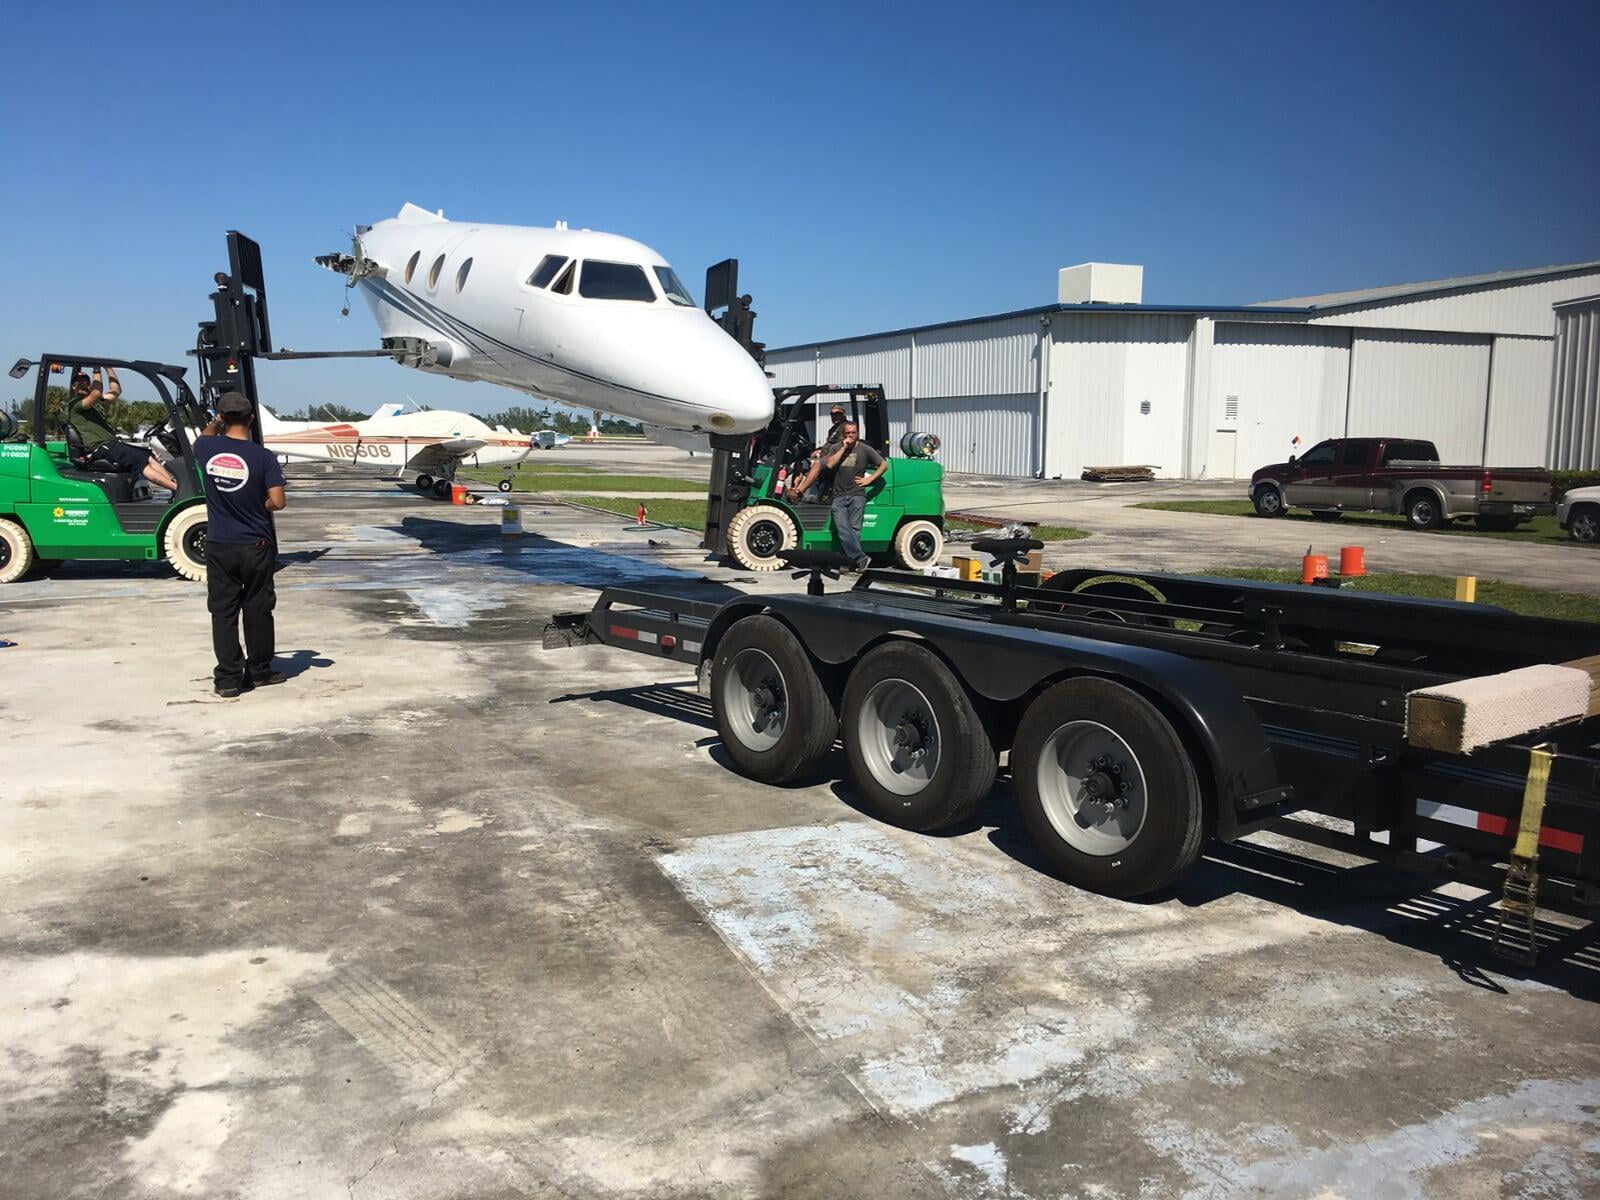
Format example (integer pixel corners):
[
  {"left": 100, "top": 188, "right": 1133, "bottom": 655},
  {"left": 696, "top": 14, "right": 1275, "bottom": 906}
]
[{"left": 194, "top": 392, "right": 288, "bottom": 697}]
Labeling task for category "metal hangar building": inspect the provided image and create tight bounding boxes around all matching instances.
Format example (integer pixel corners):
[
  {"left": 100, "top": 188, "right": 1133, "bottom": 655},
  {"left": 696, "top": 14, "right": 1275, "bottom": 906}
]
[{"left": 764, "top": 260, "right": 1600, "bottom": 479}]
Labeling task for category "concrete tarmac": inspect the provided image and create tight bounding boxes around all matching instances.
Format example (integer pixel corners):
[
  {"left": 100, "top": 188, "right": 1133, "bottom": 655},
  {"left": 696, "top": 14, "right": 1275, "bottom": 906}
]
[{"left": 2, "top": 468, "right": 1597, "bottom": 1199}]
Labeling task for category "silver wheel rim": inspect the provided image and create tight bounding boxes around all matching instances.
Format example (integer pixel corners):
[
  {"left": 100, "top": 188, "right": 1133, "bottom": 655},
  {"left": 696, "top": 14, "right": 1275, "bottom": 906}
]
[
  {"left": 1413, "top": 500, "right": 1434, "bottom": 525},
  {"left": 856, "top": 678, "right": 941, "bottom": 795},
  {"left": 1036, "top": 720, "right": 1147, "bottom": 856},
  {"left": 1260, "top": 490, "right": 1280, "bottom": 514},
  {"left": 1575, "top": 513, "right": 1598, "bottom": 541},
  {"left": 722, "top": 648, "right": 788, "bottom": 752}
]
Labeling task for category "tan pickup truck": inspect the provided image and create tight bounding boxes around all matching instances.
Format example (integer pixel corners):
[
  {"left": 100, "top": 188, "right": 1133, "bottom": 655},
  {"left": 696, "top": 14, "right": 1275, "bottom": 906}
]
[{"left": 1249, "top": 437, "right": 1554, "bottom": 531}]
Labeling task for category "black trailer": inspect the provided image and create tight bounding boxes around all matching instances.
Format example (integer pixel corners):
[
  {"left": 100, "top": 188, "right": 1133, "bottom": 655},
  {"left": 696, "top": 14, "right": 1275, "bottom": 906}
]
[{"left": 546, "top": 539, "right": 1600, "bottom": 960}]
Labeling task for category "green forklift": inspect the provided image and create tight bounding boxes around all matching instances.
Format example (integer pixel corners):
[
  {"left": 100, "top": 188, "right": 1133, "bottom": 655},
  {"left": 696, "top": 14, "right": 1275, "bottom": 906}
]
[
  {"left": 704, "top": 383, "right": 946, "bottom": 571},
  {"left": 0, "top": 356, "right": 212, "bottom": 583}
]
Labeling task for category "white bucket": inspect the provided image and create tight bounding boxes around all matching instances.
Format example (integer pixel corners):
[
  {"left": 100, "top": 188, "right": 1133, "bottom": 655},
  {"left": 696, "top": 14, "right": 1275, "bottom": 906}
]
[{"left": 500, "top": 505, "right": 523, "bottom": 537}]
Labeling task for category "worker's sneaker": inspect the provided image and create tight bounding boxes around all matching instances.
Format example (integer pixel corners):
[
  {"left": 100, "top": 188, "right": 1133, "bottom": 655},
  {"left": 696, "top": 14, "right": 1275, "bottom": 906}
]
[
  {"left": 249, "top": 671, "right": 288, "bottom": 688},
  {"left": 214, "top": 682, "right": 245, "bottom": 699}
]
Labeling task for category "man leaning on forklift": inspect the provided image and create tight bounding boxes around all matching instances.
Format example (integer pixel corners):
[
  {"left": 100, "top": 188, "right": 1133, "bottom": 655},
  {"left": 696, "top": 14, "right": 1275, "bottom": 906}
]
[{"left": 194, "top": 393, "right": 287, "bottom": 698}]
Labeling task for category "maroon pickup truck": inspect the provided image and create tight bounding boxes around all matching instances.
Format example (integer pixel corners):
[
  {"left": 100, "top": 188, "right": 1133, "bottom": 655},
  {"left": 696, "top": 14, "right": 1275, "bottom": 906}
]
[{"left": 1249, "top": 437, "right": 1555, "bottom": 531}]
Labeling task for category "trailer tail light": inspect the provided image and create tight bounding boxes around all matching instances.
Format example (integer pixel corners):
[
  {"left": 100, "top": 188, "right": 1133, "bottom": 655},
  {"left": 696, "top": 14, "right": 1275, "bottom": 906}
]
[{"left": 1482, "top": 470, "right": 1493, "bottom": 495}]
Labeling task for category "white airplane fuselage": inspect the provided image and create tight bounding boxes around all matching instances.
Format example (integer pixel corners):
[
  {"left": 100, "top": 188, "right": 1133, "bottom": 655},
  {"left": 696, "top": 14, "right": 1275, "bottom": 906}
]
[
  {"left": 336, "top": 205, "right": 773, "bottom": 436},
  {"left": 257, "top": 407, "right": 531, "bottom": 473}
]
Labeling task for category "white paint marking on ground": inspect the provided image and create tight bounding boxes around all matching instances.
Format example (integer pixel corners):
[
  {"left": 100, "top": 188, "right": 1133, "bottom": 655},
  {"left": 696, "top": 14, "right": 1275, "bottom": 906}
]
[
  {"left": 403, "top": 585, "right": 502, "bottom": 627},
  {"left": 1144, "top": 1077, "right": 1600, "bottom": 1199}
]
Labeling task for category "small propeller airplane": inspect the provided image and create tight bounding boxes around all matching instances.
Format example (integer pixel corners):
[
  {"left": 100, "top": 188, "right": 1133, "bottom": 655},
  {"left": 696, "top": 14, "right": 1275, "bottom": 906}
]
[
  {"left": 318, "top": 204, "right": 774, "bottom": 445},
  {"left": 258, "top": 404, "right": 533, "bottom": 496}
]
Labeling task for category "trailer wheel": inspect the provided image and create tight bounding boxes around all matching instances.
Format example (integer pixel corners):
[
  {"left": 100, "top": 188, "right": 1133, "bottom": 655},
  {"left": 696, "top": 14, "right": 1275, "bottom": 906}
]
[
  {"left": 1013, "top": 678, "right": 1204, "bottom": 897},
  {"left": 712, "top": 615, "right": 838, "bottom": 785},
  {"left": 892, "top": 520, "right": 944, "bottom": 570},
  {"left": 842, "top": 641, "right": 996, "bottom": 831},
  {"left": 1404, "top": 490, "right": 1444, "bottom": 531},
  {"left": 725, "top": 505, "right": 799, "bottom": 571},
  {"left": 163, "top": 508, "right": 208, "bottom": 582},
  {"left": 1252, "top": 485, "right": 1285, "bottom": 518},
  {"left": 0, "top": 518, "right": 36, "bottom": 584}
]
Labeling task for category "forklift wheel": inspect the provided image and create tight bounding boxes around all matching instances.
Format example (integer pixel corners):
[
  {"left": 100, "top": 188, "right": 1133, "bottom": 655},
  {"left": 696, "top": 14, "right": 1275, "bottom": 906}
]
[
  {"left": 725, "top": 505, "right": 799, "bottom": 571},
  {"left": 498, "top": 478, "right": 514, "bottom": 494},
  {"left": 1012, "top": 677, "right": 1204, "bottom": 897},
  {"left": 0, "top": 518, "right": 36, "bottom": 584},
  {"left": 892, "top": 519, "right": 944, "bottom": 570},
  {"left": 164, "top": 508, "right": 208, "bottom": 582}
]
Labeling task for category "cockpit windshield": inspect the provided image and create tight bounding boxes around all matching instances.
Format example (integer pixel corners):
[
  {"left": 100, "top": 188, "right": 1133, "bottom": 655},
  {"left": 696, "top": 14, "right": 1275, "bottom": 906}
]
[
  {"left": 578, "top": 261, "right": 656, "bottom": 302},
  {"left": 653, "top": 266, "right": 695, "bottom": 307}
]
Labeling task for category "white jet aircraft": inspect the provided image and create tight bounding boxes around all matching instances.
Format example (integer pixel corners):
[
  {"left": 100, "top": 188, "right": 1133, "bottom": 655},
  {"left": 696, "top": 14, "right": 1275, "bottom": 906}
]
[
  {"left": 258, "top": 405, "right": 533, "bottom": 496},
  {"left": 318, "top": 204, "right": 773, "bottom": 440}
]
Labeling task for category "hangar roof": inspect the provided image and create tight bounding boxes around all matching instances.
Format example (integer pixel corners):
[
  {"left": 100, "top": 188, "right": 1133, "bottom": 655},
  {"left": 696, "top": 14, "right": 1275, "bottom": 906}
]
[{"left": 1258, "top": 260, "right": 1600, "bottom": 310}]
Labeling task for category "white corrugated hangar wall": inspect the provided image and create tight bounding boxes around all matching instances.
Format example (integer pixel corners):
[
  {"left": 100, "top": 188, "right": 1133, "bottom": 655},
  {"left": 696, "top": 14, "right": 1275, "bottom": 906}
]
[
  {"left": 764, "top": 315, "right": 1044, "bottom": 476},
  {"left": 768, "top": 265, "right": 1600, "bottom": 478}
]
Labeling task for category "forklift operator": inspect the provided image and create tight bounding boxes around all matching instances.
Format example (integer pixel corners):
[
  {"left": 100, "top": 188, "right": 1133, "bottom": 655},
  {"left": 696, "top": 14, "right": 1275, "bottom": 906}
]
[{"left": 65, "top": 367, "right": 180, "bottom": 491}]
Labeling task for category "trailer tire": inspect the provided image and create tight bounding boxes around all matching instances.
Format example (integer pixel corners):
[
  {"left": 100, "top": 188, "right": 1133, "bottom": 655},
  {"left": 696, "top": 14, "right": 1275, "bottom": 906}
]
[
  {"left": 163, "top": 508, "right": 208, "bottom": 582},
  {"left": 725, "top": 505, "right": 799, "bottom": 571},
  {"left": 892, "top": 520, "right": 944, "bottom": 570},
  {"left": 1252, "top": 485, "right": 1285, "bottom": 518},
  {"left": 842, "top": 641, "right": 996, "bottom": 831},
  {"left": 712, "top": 615, "right": 838, "bottom": 785},
  {"left": 0, "top": 518, "right": 36, "bottom": 584},
  {"left": 1012, "top": 678, "right": 1204, "bottom": 898},
  {"left": 1404, "top": 489, "right": 1445, "bottom": 531}
]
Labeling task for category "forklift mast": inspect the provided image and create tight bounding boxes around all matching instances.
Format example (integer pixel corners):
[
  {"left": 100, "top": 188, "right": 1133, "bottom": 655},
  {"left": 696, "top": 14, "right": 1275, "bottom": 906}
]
[
  {"left": 195, "top": 231, "right": 273, "bottom": 447},
  {"left": 703, "top": 259, "right": 765, "bottom": 366}
]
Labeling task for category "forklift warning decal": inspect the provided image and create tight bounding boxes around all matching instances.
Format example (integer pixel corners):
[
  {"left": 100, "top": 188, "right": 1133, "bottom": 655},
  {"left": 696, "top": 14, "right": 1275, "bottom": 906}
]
[{"left": 205, "top": 452, "right": 250, "bottom": 493}]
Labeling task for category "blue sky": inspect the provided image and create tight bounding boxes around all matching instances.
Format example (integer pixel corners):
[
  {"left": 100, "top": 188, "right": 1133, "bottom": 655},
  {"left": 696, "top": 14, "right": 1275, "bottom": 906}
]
[{"left": 3, "top": 0, "right": 1596, "bottom": 416}]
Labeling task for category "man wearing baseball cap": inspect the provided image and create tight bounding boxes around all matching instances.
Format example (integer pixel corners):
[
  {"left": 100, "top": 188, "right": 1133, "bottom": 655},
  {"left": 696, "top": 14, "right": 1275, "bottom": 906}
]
[{"left": 193, "top": 393, "right": 288, "bottom": 698}]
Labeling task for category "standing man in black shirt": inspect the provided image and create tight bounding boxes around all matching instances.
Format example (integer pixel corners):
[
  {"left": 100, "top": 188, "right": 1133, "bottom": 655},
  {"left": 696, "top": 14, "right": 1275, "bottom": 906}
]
[
  {"left": 193, "top": 393, "right": 288, "bottom": 697},
  {"left": 819, "top": 422, "right": 885, "bottom": 571}
]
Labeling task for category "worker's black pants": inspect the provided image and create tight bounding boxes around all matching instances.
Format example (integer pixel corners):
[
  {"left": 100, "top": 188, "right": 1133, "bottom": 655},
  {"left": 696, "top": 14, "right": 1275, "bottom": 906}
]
[{"left": 207, "top": 540, "right": 276, "bottom": 688}]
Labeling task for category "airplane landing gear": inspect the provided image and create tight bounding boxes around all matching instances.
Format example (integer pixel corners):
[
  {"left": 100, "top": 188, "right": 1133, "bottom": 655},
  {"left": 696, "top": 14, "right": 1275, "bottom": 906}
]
[
  {"left": 498, "top": 478, "right": 514, "bottom": 493},
  {"left": 416, "top": 473, "right": 434, "bottom": 492}
]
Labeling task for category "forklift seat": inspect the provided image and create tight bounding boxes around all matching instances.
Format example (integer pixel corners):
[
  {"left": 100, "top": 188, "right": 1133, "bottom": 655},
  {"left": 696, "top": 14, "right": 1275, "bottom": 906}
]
[
  {"left": 57, "top": 424, "right": 140, "bottom": 502},
  {"left": 64, "top": 422, "right": 124, "bottom": 473}
]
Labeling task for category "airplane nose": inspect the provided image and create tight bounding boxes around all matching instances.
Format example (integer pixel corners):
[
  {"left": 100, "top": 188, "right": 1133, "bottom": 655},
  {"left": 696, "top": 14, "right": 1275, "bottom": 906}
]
[{"left": 698, "top": 327, "right": 774, "bottom": 433}]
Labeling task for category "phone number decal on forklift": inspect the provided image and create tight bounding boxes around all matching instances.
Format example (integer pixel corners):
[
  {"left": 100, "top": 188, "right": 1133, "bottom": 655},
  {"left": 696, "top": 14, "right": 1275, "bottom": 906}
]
[{"left": 51, "top": 507, "right": 90, "bottom": 527}]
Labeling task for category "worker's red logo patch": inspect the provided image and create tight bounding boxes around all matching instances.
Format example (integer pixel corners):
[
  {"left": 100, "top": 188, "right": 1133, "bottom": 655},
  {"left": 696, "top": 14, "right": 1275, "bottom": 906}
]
[{"left": 206, "top": 451, "right": 250, "bottom": 493}]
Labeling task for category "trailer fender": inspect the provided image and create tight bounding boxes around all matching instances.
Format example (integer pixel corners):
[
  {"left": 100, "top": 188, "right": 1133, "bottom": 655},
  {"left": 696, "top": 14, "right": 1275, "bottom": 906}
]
[{"left": 731, "top": 599, "right": 1283, "bottom": 837}]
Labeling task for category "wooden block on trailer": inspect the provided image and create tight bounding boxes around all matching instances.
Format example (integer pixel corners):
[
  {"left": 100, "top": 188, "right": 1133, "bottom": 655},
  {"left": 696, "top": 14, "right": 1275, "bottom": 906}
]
[{"left": 1406, "top": 663, "right": 1595, "bottom": 753}]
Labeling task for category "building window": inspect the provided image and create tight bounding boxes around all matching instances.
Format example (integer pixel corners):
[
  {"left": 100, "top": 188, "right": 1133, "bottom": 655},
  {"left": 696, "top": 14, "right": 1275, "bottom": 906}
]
[
  {"left": 455, "top": 258, "right": 473, "bottom": 293},
  {"left": 578, "top": 260, "right": 656, "bottom": 302},
  {"left": 404, "top": 251, "right": 420, "bottom": 285},
  {"left": 527, "top": 255, "right": 568, "bottom": 288},
  {"left": 428, "top": 254, "right": 446, "bottom": 289}
]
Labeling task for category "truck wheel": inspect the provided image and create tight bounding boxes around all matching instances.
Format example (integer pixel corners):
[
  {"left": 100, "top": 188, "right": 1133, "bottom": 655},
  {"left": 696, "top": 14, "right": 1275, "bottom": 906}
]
[
  {"left": 1569, "top": 505, "right": 1600, "bottom": 543},
  {"left": 1404, "top": 490, "right": 1444, "bottom": 531},
  {"left": 1252, "top": 485, "right": 1285, "bottom": 518},
  {"left": 842, "top": 641, "right": 996, "bottom": 831},
  {"left": 892, "top": 519, "right": 944, "bottom": 570},
  {"left": 712, "top": 615, "right": 838, "bottom": 785},
  {"left": 163, "top": 508, "right": 208, "bottom": 582},
  {"left": 1012, "top": 678, "right": 1204, "bottom": 898},
  {"left": 0, "top": 518, "right": 36, "bottom": 584},
  {"left": 725, "top": 505, "right": 798, "bottom": 571}
]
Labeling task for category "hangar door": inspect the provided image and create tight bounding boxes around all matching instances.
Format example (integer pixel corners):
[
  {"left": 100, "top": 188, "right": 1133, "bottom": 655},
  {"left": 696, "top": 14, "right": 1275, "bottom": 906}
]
[
  {"left": 1209, "top": 324, "right": 1349, "bottom": 478},
  {"left": 1346, "top": 330, "right": 1491, "bottom": 464}
]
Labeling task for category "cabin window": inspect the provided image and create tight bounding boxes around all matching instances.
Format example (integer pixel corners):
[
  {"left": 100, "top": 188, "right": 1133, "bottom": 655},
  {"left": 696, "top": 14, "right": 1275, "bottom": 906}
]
[
  {"left": 527, "top": 255, "right": 569, "bottom": 289},
  {"left": 428, "top": 254, "right": 446, "bottom": 289},
  {"left": 404, "top": 251, "right": 421, "bottom": 285},
  {"left": 653, "top": 266, "right": 695, "bottom": 307},
  {"left": 578, "top": 260, "right": 656, "bottom": 302},
  {"left": 550, "top": 261, "right": 575, "bottom": 295},
  {"left": 455, "top": 258, "right": 473, "bottom": 293}
]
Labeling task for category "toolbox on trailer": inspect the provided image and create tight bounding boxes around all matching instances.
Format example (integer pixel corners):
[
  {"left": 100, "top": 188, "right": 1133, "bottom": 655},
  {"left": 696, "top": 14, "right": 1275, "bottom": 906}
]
[{"left": 546, "top": 541, "right": 1600, "bottom": 959}]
